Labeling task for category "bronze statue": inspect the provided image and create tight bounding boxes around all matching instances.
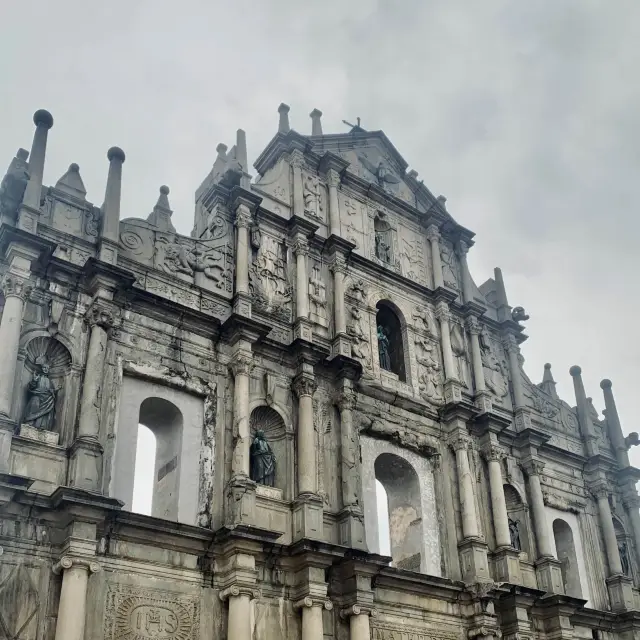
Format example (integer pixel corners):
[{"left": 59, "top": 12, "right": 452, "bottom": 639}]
[
  {"left": 509, "top": 517, "right": 521, "bottom": 551},
  {"left": 250, "top": 430, "right": 276, "bottom": 487},
  {"left": 618, "top": 539, "right": 631, "bottom": 576},
  {"left": 378, "top": 325, "right": 392, "bottom": 372},
  {"left": 23, "top": 357, "right": 57, "bottom": 431}
]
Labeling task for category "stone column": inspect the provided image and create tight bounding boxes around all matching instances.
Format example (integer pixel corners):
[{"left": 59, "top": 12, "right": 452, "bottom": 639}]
[
  {"left": 436, "top": 302, "right": 455, "bottom": 382},
  {"left": 595, "top": 487, "right": 623, "bottom": 576},
  {"left": 342, "top": 606, "right": 375, "bottom": 640},
  {"left": 20, "top": 109, "right": 54, "bottom": 228},
  {"left": 600, "top": 379, "right": 629, "bottom": 467},
  {"left": 291, "top": 151, "right": 305, "bottom": 215},
  {"left": 327, "top": 170, "right": 341, "bottom": 237},
  {"left": 456, "top": 240, "right": 473, "bottom": 304},
  {"left": 53, "top": 557, "right": 100, "bottom": 640},
  {"left": 293, "top": 238, "right": 309, "bottom": 320},
  {"left": 234, "top": 204, "right": 252, "bottom": 298},
  {"left": 220, "top": 586, "right": 259, "bottom": 640},
  {"left": 293, "top": 375, "right": 317, "bottom": 495},
  {"left": 450, "top": 434, "right": 478, "bottom": 539},
  {"left": 485, "top": 445, "right": 510, "bottom": 548},
  {"left": 523, "top": 460, "right": 554, "bottom": 558},
  {"left": 295, "top": 597, "right": 332, "bottom": 640},
  {"left": 466, "top": 316, "right": 492, "bottom": 412},
  {"left": 0, "top": 274, "right": 32, "bottom": 419},
  {"left": 230, "top": 353, "right": 254, "bottom": 478},
  {"left": 622, "top": 492, "right": 640, "bottom": 569},
  {"left": 504, "top": 335, "right": 525, "bottom": 410},
  {"left": 426, "top": 225, "right": 444, "bottom": 289},
  {"left": 98, "top": 147, "right": 126, "bottom": 265}
]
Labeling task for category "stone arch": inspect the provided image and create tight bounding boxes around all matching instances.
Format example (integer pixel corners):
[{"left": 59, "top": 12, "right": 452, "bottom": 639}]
[
  {"left": 360, "top": 436, "right": 441, "bottom": 576},
  {"left": 376, "top": 299, "right": 410, "bottom": 383},
  {"left": 553, "top": 518, "right": 582, "bottom": 598},
  {"left": 249, "top": 405, "right": 289, "bottom": 494}
]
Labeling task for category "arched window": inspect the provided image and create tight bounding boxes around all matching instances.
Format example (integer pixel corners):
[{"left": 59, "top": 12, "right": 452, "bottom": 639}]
[
  {"left": 553, "top": 519, "right": 582, "bottom": 597},
  {"left": 132, "top": 424, "right": 156, "bottom": 515},
  {"left": 136, "top": 397, "right": 183, "bottom": 521},
  {"left": 376, "top": 301, "right": 406, "bottom": 381},
  {"left": 375, "top": 453, "right": 422, "bottom": 571}
]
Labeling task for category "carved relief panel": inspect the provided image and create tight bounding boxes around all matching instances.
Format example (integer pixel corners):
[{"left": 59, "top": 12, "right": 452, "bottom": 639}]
[
  {"left": 439, "top": 237, "right": 460, "bottom": 292},
  {"left": 253, "top": 157, "right": 291, "bottom": 215},
  {"left": 479, "top": 326, "right": 510, "bottom": 405},
  {"left": 302, "top": 172, "right": 326, "bottom": 225},
  {"left": 338, "top": 192, "right": 367, "bottom": 253},
  {"left": 41, "top": 192, "right": 100, "bottom": 243},
  {"left": 345, "top": 278, "right": 373, "bottom": 375}
]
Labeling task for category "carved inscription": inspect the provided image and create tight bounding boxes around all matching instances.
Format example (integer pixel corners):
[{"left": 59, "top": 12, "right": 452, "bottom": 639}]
[
  {"left": 104, "top": 583, "right": 200, "bottom": 640},
  {"left": 372, "top": 623, "right": 459, "bottom": 640}
]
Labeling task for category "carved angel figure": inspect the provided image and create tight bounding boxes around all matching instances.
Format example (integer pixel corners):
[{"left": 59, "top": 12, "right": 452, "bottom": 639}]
[{"left": 358, "top": 154, "right": 401, "bottom": 189}]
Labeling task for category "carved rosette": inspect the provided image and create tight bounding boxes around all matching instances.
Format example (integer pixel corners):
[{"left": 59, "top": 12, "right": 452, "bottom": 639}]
[
  {"left": 1, "top": 273, "right": 33, "bottom": 301},
  {"left": 292, "top": 375, "right": 317, "bottom": 399},
  {"left": 229, "top": 353, "right": 254, "bottom": 378}
]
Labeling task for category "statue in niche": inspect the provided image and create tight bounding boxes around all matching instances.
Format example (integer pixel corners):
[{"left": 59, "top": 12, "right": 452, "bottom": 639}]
[
  {"left": 23, "top": 357, "right": 57, "bottom": 431},
  {"left": 619, "top": 540, "right": 631, "bottom": 576},
  {"left": 377, "top": 325, "right": 392, "bottom": 371},
  {"left": 250, "top": 430, "right": 276, "bottom": 487},
  {"left": 509, "top": 518, "right": 521, "bottom": 551},
  {"left": 375, "top": 231, "right": 391, "bottom": 263}
]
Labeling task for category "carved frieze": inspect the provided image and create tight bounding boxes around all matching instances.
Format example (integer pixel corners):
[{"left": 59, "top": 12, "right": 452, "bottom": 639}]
[
  {"left": 359, "top": 413, "right": 438, "bottom": 457},
  {"left": 371, "top": 621, "right": 458, "bottom": 640},
  {"left": 104, "top": 582, "right": 200, "bottom": 640}
]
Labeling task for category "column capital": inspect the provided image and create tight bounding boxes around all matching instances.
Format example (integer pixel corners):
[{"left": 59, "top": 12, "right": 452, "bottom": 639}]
[
  {"left": 218, "top": 585, "right": 261, "bottom": 601},
  {"left": 521, "top": 458, "right": 545, "bottom": 476},
  {"left": 290, "top": 149, "right": 305, "bottom": 169},
  {"left": 482, "top": 443, "right": 506, "bottom": 463},
  {"left": 293, "top": 596, "right": 333, "bottom": 610},
  {"left": 235, "top": 203, "right": 252, "bottom": 228},
  {"left": 53, "top": 555, "right": 101, "bottom": 575},
  {"left": 426, "top": 224, "right": 441, "bottom": 243},
  {"left": 435, "top": 300, "right": 451, "bottom": 322},
  {"left": 291, "top": 237, "right": 310, "bottom": 256},
  {"left": 335, "top": 388, "right": 357, "bottom": 412},
  {"left": 456, "top": 239, "right": 470, "bottom": 257},
  {"left": 327, "top": 169, "right": 341, "bottom": 188},
  {"left": 329, "top": 255, "right": 348, "bottom": 275},
  {"left": 591, "top": 482, "right": 611, "bottom": 501},
  {"left": 466, "top": 316, "right": 481, "bottom": 334},
  {"left": 229, "top": 353, "right": 254, "bottom": 377},
  {"left": 1, "top": 273, "right": 32, "bottom": 301},
  {"left": 448, "top": 432, "right": 472, "bottom": 452},
  {"left": 85, "top": 303, "right": 117, "bottom": 330},
  {"left": 292, "top": 374, "right": 317, "bottom": 398},
  {"left": 339, "top": 604, "right": 378, "bottom": 620},
  {"left": 503, "top": 333, "right": 520, "bottom": 354}
]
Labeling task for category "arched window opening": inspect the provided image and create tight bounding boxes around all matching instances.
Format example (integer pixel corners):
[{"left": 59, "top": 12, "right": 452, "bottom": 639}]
[
  {"left": 553, "top": 519, "right": 582, "bottom": 598},
  {"left": 132, "top": 424, "right": 156, "bottom": 515},
  {"left": 376, "top": 302, "right": 406, "bottom": 381},
  {"left": 375, "top": 453, "right": 422, "bottom": 572},
  {"left": 614, "top": 519, "right": 632, "bottom": 577},
  {"left": 376, "top": 479, "right": 391, "bottom": 556},
  {"left": 137, "top": 397, "right": 183, "bottom": 521}
]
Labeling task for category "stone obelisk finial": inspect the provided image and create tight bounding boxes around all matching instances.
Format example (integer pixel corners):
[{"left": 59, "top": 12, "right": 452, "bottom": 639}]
[
  {"left": 310, "top": 109, "right": 323, "bottom": 136},
  {"left": 98, "top": 146, "right": 126, "bottom": 264},
  {"left": 569, "top": 365, "right": 597, "bottom": 457},
  {"left": 600, "top": 379, "right": 630, "bottom": 467},
  {"left": 278, "top": 103, "right": 291, "bottom": 133}
]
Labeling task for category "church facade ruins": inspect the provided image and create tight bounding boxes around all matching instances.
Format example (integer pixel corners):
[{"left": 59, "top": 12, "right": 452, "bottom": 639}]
[{"left": 0, "top": 105, "right": 639, "bottom": 639}]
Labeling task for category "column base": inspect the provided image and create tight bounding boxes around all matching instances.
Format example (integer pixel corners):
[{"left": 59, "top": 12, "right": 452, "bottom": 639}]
[
  {"left": 232, "top": 292, "right": 252, "bottom": 317},
  {"left": 0, "top": 415, "right": 16, "bottom": 473},
  {"left": 444, "top": 379, "right": 463, "bottom": 404},
  {"left": 458, "top": 537, "right": 490, "bottom": 582},
  {"left": 293, "top": 318, "right": 314, "bottom": 343},
  {"left": 68, "top": 437, "right": 103, "bottom": 492},
  {"left": 225, "top": 475, "right": 257, "bottom": 527},
  {"left": 535, "top": 556, "right": 564, "bottom": 594},
  {"left": 337, "top": 506, "right": 367, "bottom": 550},
  {"left": 606, "top": 574, "right": 635, "bottom": 611},
  {"left": 475, "top": 391, "right": 493, "bottom": 414},
  {"left": 292, "top": 493, "right": 324, "bottom": 541},
  {"left": 493, "top": 546, "right": 522, "bottom": 584}
]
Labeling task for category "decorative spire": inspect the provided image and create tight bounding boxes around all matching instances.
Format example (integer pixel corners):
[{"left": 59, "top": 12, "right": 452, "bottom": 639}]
[
  {"left": 310, "top": 109, "right": 323, "bottom": 136},
  {"left": 494, "top": 267, "right": 510, "bottom": 322},
  {"left": 54, "top": 163, "right": 86, "bottom": 200},
  {"left": 539, "top": 363, "right": 558, "bottom": 399},
  {"left": 146, "top": 185, "right": 175, "bottom": 233},
  {"left": 600, "top": 379, "right": 630, "bottom": 467},
  {"left": 278, "top": 103, "right": 290, "bottom": 133},
  {"left": 569, "top": 365, "right": 598, "bottom": 456},
  {"left": 98, "top": 146, "right": 125, "bottom": 263},
  {"left": 21, "top": 109, "right": 54, "bottom": 212},
  {"left": 216, "top": 143, "right": 228, "bottom": 162}
]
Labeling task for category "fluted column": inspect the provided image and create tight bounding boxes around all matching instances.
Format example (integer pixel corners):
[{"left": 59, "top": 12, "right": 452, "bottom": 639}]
[
  {"left": 230, "top": 353, "right": 254, "bottom": 477},
  {"left": 426, "top": 225, "right": 444, "bottom": 289},
  {"left": 456, "top": 240, "right": 473, "bottom": 304},
  {"left": 234, "top": 204, "right": 252, "bottom": 297},
  {"left": 595, "top": 486, "right": 623, "bottom": 576},
  {"left": 505, "top": 335, "right": 526, "bottom": 409},
  {"left": 0, "top": 275, "right": 32, "bottom": 418},
  {"left": 436, "top": 302, "right": 456, "bottom": 381},
  {"left": 484, "top": 445, "right": 511, "bottom": 548},
  {"left": 600, "top": 379, "right": 629, "bottom": 468},
  {"left": 342, "top": 606, "right": 376, "bottom": 640},
  {"left": 293, "top": 375, "right": 317, "bottom": 495},
  {"left": 327, "top": 170, "right": 341, "bottom": 237},
  {"left": 294, "top": 597, "right": 332, "bottom": 640},
  {"left": 53, "top": 557, "right": 100, "bottom": 640},
  {"left": 331, "top": 256, "right": 347, "bottom": 335},
  {"left": 220, "top": 586, "right": 259, "bottom": 640},
  {"left": 523, "top": 460, "right": 554, "bottom": 558},
  {"left": 98, "top": 147, "right": 125, "bottom": 264},
  {"left": 337, "top": 389, "right": 359, "bottom": 508},
  {"left": 21, "top": 109, "right": 54, "bottom": 223},
  {"left": 293, "top": 238, "right": 309, "bottom": 320},
  {"left": 451, "top": 434, "right": 479, "bottom": 539}
]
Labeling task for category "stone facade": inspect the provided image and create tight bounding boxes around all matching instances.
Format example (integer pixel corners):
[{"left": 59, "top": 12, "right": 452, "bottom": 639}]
[{"left": 0, "top": 106, "right": 639, "bottom": 640}]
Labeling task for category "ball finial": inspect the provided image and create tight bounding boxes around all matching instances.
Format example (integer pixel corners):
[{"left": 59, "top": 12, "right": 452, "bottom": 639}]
[
  {"left": 33, "top": 109, "right": 54, "bottom": 129},
  {"left": 569, "top": 365, "right": 582, "bottom": 377},
  {"left": 600, "top": 379, "right": 612, "bottom": 389},
  {"left": 69, "top": 163, "right": 79, "bottom": 172},
  {"left": 544, "top": 363, "right": 552, "bottom": 370},
  {"left": 160, "top": 185, "right": 170, "bottom": 195},
  {"left": 107, "top": 146, "right": 126, "bottom": 163}
]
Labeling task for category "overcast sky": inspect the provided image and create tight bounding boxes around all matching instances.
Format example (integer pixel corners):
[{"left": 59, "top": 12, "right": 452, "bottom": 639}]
[{"left": 2, "top": 1, "right": 639, "bottom": 473}]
